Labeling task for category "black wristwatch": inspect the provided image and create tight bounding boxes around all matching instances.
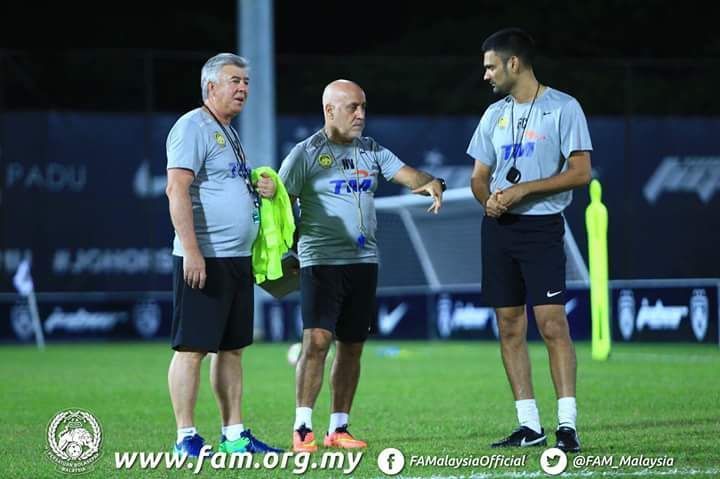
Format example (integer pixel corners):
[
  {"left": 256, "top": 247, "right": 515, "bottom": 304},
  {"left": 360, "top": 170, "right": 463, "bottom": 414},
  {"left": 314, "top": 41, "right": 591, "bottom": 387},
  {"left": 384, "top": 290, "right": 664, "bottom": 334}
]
[{"left": 436, "top": 177, "right": 447, "bottom": 192}]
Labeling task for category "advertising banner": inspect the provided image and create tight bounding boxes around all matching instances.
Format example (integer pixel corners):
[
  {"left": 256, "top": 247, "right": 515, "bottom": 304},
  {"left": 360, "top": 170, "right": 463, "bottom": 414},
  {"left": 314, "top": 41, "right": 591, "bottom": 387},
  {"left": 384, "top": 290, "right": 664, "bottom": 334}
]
[
  {"left": 612, "top": 281, "right": 718, "bottom": 344},
  {"left": 0, "top": 293, "right": 171, "bottom": 343}
]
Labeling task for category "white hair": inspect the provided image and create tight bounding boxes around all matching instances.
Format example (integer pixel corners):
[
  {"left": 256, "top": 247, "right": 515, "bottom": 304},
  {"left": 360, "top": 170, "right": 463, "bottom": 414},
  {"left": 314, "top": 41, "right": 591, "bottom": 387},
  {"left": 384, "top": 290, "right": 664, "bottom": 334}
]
[{"left": 201, "top": 53, "right": 249, "bottom": 101}]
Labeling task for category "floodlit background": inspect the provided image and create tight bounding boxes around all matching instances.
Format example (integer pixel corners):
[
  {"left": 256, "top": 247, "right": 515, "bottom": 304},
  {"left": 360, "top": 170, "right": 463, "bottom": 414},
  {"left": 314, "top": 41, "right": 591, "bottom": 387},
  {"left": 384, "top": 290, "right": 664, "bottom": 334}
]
[{"left": 1, "top": 2, "right": 719, "bottom": 478}]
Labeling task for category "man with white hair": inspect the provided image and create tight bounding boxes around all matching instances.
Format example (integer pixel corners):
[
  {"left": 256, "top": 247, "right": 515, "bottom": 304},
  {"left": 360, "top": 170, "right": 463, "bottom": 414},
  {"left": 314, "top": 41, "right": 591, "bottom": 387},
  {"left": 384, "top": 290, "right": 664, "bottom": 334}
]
[
  {"left": 165, "top": 53, "right": 281, "bottom": 456},
  {"left": 280, "top": 79, "right": 446, "bottom": 452}
]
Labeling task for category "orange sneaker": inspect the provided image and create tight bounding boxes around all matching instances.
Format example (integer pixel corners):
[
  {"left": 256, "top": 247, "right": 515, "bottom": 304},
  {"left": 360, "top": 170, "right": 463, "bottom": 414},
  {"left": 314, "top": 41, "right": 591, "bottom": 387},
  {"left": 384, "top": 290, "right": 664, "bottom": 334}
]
[
  {"left": 323, "top": 425, "right": 367, "bottom": 449},
  {"left": 293, "top": 425, "right": 318, "bottom": 453}
]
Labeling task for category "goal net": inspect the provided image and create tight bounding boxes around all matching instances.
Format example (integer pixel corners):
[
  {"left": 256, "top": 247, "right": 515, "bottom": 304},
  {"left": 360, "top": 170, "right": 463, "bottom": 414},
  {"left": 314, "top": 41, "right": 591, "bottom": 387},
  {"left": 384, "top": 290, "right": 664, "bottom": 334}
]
[{"left": 374, "top": 187, "right": 589, "bottom": 290}]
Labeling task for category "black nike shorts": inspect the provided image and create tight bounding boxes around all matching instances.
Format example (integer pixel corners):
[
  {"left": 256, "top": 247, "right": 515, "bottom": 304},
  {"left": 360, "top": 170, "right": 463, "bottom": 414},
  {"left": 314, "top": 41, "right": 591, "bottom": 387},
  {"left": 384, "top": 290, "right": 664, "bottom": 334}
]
[
  {"left": 171, "top": 255, "right": 254, "bottom": 352},
  {"left": 300, "top": 263, "right": 378, "bottom": 342},
  {"left": 481, "top": 213, "right": 566, "bottom": 307}
]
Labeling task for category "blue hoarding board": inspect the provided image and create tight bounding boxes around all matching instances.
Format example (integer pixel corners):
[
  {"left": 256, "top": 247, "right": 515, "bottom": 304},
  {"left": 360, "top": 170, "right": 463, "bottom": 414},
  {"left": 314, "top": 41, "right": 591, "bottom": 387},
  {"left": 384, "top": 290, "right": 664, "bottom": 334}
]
[
  {"left": 1, "top": 281, "right": 716, "bottom": 345},
  {"left": 1, "top": 113, "right": 719, "bottom": 293}
]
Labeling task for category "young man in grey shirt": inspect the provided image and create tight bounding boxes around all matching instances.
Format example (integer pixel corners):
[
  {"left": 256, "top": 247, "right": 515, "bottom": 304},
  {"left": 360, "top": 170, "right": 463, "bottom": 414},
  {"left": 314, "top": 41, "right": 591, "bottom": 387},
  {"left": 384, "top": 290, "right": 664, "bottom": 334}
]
[
  {"left": 468, "top": 28, "right": 592, "bottom": 453},
  {"left": 280, "top": 79, "right": 446, "bottom": 452}
]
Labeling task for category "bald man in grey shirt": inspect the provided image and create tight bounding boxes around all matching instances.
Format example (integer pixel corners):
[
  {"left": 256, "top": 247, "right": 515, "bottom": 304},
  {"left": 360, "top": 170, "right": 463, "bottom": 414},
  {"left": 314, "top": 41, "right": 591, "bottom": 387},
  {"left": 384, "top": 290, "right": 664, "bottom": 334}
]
[{"left": 281, "top": 80, "right": 446, "bottom": 452}]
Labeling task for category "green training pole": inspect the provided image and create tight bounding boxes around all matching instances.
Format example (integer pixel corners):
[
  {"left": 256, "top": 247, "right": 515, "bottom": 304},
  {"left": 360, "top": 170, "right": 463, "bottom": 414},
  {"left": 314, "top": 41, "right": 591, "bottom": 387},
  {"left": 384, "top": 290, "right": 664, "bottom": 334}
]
[{"left": 586, "top": 179, "right": 611, "bottom": 360}]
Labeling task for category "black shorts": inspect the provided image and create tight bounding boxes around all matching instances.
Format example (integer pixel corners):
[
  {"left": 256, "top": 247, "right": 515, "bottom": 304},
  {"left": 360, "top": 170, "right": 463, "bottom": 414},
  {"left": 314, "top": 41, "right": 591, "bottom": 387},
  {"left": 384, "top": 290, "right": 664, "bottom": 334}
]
[
  {"left": 481, "top": 214, "right": 566, "bottom": 307},
  {"left": 171, "top": 256, "right": 254, "bottom": 352},
  {"left": 300, "top": 263, "right": 378, "bottom": 342}
]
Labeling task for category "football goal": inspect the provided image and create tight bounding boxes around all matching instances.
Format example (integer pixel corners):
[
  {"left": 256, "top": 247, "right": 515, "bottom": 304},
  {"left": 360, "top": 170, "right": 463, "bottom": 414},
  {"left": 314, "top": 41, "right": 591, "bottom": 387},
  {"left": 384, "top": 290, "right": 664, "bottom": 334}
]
[{"left": 374, "top": 187, "right": 589, "bottom": 291}]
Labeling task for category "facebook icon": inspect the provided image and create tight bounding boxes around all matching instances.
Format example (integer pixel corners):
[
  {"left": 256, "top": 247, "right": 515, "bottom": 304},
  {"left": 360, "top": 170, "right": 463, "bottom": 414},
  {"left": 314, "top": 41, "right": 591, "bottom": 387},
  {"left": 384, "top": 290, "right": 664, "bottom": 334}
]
[{"left": 377, "top": 447, "right": 405, "bottom": 475}]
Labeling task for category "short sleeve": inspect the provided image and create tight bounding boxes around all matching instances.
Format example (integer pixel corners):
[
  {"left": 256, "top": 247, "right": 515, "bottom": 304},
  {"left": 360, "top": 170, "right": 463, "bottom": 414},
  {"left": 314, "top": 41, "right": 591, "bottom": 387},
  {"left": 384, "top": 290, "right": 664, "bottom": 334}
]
[
  {"left": 559, "top": 99, "right": 593, "bottom": 159},
  {"left": 376, "top": 146, "right": 405, "bottom": 181},
  {"left": 166, "top": 118, "right": 206, "bottom": 174},
  {"left": 466, "top": 110, "right": 497, "bottom": 170},
  {"left": 278, "top": 144, "right": 307, "bottom": 196}
]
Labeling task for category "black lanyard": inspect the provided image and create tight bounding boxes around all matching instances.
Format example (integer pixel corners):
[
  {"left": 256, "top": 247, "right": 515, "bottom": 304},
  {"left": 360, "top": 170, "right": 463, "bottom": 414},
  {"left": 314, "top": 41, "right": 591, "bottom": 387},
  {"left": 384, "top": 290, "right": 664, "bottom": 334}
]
[
  {"left": 203, "top": 105, "right": 259, "bottom": 208},
  {"left": 509, "top": 83, "right": 540, "bottom": 165}
]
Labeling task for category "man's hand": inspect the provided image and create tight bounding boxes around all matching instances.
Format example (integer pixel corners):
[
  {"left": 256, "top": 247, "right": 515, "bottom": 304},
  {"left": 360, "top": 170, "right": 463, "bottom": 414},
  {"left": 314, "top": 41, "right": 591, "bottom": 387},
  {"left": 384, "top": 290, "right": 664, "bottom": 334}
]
[
  {"left": 392, "top": 166, "right": 443, "bottom": 214},
  {"left": 183, "top": 249, "right": 206, "bottom": 289},
  {"left": 255, "top": 173, "right": 276, "bottom": 198},
  {"left": 496, "top": 183, "right": 529, "bottom": 209},
  {"left": 485, "top": 191, "right": 507, "bottom": 218},
  {"left": 412, "top": 179, "right": 444, "bottom": 214}
]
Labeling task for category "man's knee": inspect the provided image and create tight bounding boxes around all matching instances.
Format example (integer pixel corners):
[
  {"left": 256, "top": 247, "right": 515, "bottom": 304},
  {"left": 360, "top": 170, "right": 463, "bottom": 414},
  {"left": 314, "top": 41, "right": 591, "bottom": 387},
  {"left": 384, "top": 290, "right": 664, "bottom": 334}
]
[
  {"left": 539, "top": 318, "right": 570, "bottom": 342},
  {"left": 535, "top": 306, "right": 570, "bottom": 342},
  {"left": 336, "top": 340, "right": 364, "bottom": 361},
  {"left": 173, "top": 350, "right": 208, "bottom": 364},
  {"left": 302, "top": 329, "right": 333, "bottom": 359},
  {"left": 217, "top": 348, "right": 243, "bottom": 360},
  {"left": 496, "top": 307, "right": 527, "bottom": 339}
]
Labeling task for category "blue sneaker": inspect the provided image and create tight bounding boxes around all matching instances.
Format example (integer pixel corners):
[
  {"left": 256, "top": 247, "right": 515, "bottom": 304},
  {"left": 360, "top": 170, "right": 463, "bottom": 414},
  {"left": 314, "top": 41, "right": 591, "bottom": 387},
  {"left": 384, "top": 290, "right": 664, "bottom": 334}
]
[
  {"left": 173, "top": 433, "right": 206, "bottom": 457},
  {"left": 240, "top": 429, "right": 283, "bottom": 453}
]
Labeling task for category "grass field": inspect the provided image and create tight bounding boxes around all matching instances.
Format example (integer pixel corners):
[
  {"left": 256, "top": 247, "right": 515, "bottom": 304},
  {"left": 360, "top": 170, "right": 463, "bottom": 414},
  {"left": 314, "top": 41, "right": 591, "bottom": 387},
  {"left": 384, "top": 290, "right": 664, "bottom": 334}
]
[{"left": 1, "top": 341, "right": 719, "bottom": 478}]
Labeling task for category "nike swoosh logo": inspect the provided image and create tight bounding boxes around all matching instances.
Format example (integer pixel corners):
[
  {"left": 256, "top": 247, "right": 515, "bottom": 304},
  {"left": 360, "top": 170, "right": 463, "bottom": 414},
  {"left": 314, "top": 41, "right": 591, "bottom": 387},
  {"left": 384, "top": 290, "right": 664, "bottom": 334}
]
[
  {"left": 546, "top": 290, "right": 563, "bottom": 298},
  {"left": 543, "top": 111, "right": 552, "bottom": 116},
  {"left": 520, "top": 436, "right": 546, "bottom": 446},
  {"left": 378, "top": 303, "right": 408, "bottom": 334}
]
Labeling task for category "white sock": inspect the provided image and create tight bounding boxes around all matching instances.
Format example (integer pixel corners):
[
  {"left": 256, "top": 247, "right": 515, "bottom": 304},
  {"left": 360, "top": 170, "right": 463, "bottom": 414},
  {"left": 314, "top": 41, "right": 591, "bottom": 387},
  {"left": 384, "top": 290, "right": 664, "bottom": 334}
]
[
  {"left": 558, "top": 397, "right": 577, "bottom": 430},
  {"left": 222, "top": 423, "right": 244, "bottom": 441},
  {"left": 294, "top": 407, "right": 313, "bottom": 431},
  {"left": 329, "top": 412, "right": 349, "bottom": 434},
  {"left": 515, "top": 399, "right": 542, "bottom": 434},
  {"left": 177, "top": 426, "right": 197, "bottom": 444}
]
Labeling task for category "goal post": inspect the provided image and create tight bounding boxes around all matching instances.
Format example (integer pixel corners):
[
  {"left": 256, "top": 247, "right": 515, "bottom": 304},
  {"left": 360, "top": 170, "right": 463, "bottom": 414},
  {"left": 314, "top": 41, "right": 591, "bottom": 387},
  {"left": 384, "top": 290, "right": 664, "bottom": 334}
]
[{"left": 374, "top": 187, "right": 589, "bottom": 291}]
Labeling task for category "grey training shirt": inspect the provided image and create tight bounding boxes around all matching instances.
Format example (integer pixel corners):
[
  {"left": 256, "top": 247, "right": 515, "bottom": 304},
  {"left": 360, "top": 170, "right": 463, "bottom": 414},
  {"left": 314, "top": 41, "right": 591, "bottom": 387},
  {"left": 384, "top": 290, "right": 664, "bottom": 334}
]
[
  {"left": 166, "top": 108, "right": 258, "bottom": 257},
  {"left": 467, "top": 87, "right": 593, "bottom": 215},
  {"left": 279, "top": 130, "right": 405, "bottom": 267}
]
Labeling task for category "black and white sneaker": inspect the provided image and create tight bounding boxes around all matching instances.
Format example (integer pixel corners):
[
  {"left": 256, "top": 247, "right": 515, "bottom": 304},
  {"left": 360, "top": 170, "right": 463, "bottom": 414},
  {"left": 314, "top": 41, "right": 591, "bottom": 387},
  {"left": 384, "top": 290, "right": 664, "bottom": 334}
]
[
  {"left": 555, "top": 426, "right": 581, "bottom": 453},
  {"left": 491, "top": 426, "right": 547, "bottom": 448}
]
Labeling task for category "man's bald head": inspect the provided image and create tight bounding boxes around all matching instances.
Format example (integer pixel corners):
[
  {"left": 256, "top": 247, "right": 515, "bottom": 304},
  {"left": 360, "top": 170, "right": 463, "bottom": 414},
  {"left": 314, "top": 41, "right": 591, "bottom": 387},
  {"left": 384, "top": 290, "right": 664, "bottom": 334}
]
[
  {"left": 322, "top": 79, "right": 367, "bottom": 143},
  {"left": 322, "top": 79, "right": 364, "bottom": 108}
]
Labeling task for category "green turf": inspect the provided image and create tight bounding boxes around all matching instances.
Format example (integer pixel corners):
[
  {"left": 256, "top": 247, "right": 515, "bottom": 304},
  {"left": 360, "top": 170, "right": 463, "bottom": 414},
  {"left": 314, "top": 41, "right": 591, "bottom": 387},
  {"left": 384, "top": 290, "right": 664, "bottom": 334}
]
[{"left": 1, "top": 341, "right": 718, "bottom": 478}]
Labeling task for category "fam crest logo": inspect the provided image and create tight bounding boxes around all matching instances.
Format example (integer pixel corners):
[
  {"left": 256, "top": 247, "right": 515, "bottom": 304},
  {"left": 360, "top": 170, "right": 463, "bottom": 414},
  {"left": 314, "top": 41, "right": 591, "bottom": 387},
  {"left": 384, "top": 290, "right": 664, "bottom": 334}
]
[
  {"left": 318, "top": 154, "right": 333, "bottom": 169},
  {"left": 214, "top": 131, "right": 226, "bottom": 147},
  {"left": 46, "top": 409, "right": 103, "bottom": 474}
]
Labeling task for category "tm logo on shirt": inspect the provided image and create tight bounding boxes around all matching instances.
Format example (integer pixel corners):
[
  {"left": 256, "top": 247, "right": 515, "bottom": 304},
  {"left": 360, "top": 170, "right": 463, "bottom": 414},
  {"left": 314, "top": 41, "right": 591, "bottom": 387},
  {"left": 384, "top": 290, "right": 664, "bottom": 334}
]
[
  {"left": 228, "top": 162, "right": 245, "bottom": 178},
  {"left": 328, "top": 169, "right": 373, "bottom": 194},
  {"left": 501, "top": 142, "right": 536, "bottom": 161},
  {"left": 330, "top": 178, "right": 373, "bottom": 194}
]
